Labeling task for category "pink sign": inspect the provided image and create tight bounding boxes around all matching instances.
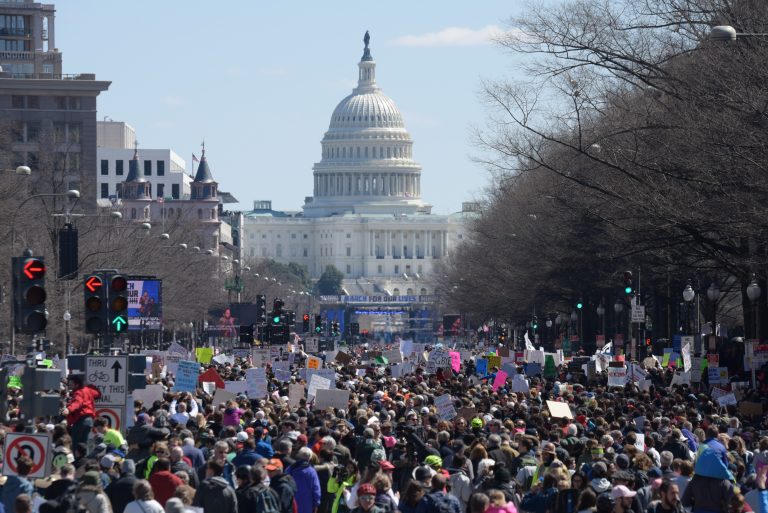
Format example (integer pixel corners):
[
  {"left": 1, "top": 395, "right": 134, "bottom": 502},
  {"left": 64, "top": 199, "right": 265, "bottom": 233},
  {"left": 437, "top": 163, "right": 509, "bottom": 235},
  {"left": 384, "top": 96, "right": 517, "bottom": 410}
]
[
  {"left": 450, "top": 351, "right": 461, "bottom": 373},
  {"left": 492, "top": 370, "right": 508, "bottom": 392}
]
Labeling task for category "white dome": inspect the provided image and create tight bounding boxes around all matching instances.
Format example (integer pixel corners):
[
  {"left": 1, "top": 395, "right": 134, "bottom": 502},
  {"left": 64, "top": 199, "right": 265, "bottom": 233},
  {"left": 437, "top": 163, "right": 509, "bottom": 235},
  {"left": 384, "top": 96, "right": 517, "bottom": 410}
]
[{"left": 329, "top": 92, "right": 405, "bottom": 131}]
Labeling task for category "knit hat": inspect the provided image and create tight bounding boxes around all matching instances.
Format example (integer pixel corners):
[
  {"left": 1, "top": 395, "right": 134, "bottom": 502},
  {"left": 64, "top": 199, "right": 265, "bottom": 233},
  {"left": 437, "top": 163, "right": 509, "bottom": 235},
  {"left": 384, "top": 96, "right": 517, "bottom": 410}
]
[
  {"left": 81, "top": 471, "right": 101, "bottom": 487},
  {"left": 122, "top": 459, "right": 136, "bottom": 475}
]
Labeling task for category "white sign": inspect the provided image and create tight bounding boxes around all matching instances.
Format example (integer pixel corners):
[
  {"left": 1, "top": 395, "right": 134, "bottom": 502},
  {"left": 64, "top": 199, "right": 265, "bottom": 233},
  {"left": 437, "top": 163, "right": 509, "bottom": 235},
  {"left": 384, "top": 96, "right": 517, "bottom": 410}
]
[
  {"left": 717, "top": 393, "right": 737, "bottom": 407},
  {"left": 251, "top": 349, "right": 269, "bottom": 367},
  {"left": 86, "top": 356, "right": 128, "bottom": 406},
  {"left": 607, "top": 365, "right": 627, "bottom": 387},
  {"left": 2, "top": 433, "right": 50, "bottom": 478},
  {"left": 245, "top": 368, "right": 268, "bottom": 399},
  {"left": 289, "top": 384, "right": 305, "bottom": 408},
  {"left": 307, "top": 374, "right": 331, "bottom": 399},
  {"left": 133, "top": 384, "right": 164, "bottom": 406},
  {"left": 435, "top": 394, "right": 457, "bottom": 420},
  {"left": 426, "top": 349, "right": 452, "bottom": 374},
  {"left": 634, "top": 433, "right": 645, "bottom": 451},
  {"left": 314, "top": 389, "right": 350, "bottom": 410},
  {"left": 225, "top": 380, "right": 248, "bottom": 395},
  {"left": 631, "top": 305, "right": 646, "bottom": 323},
  {"left": 383, "top": 349, "right": 403, "bottom": 363},
  {"left": 305, "top": 338, "right": 319, "bottom": 353}
]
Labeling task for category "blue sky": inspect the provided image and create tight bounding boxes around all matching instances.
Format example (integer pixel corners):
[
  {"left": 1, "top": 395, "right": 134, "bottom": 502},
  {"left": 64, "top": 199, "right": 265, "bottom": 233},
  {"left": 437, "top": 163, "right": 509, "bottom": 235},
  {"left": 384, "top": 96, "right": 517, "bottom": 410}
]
[{"left": 57, "top": 1, "right": 528, "bottom": 214}]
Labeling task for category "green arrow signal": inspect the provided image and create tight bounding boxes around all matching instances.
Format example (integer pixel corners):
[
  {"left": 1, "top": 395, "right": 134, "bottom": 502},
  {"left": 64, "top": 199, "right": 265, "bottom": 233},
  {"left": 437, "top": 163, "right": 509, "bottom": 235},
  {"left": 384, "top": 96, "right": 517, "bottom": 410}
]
[{"left": 112, "top": 315, "right": 127, "bottom": 332}]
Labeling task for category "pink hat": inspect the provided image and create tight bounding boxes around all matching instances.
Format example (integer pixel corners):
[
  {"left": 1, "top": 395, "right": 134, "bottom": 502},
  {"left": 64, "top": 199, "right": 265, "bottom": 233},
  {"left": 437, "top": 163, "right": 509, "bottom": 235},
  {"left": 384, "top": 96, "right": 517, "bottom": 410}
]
[{"left": 612, "top": 485, "right": 637, "bottom": 499}]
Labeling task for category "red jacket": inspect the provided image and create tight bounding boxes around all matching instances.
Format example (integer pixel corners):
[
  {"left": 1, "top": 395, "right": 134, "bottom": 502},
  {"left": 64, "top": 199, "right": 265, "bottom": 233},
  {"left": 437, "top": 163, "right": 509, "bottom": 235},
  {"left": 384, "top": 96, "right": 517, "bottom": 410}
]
[
  {"left": 149, "top": 470, "right": 185, "bottom": 506},
  {"left": 66, "top": 385, "right": 101, "bottom": 425}
]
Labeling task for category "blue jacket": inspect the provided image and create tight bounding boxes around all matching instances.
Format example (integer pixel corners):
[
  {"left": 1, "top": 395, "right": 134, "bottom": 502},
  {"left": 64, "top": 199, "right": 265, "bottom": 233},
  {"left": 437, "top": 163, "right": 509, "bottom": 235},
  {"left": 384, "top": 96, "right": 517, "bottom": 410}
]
[
  {"left": 256, "top": 439, "right": 274, "bottom": 459},
  {"left": 760, "top": 490, "right": 767, "bottom": 513},
  {"left": 704, "top": 438, "right": 729, "bottom": 467},
  {"left": 232, "top": 449, "right": 262, "bottom": 468},
  {"left": 520, "top": 486, "right": 558, "bottom": 513},
  {"left": 287, "top": 461, "right": 321, "bottom": 513},
  {"left": 1, "top": 476, "right": 34, "bottom": 513}
]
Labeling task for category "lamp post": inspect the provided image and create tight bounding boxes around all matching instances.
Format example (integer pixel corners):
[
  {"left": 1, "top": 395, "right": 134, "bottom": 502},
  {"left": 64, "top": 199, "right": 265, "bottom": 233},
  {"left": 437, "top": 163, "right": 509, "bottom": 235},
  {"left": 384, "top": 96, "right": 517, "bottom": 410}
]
[
  {"left": 709, "top": 26, "right": 768, "bottom": 41},
  {"left": 570, "top": 310, "right": 578, "bottom": 353},
  {"left": 683, "top": 280, "right": 695, "bottom": 335},
  {"left": 707, "top": 281, "right": 720, "bottom": 354},
  {"left": 747, "top": 274, "right": 761, "bottom": 389},
  {"left": 596, "top": 303, "right": 605, "bottom": 335},
  {"left": 614, "top": 299, "right": 624, "bottom": 355}
]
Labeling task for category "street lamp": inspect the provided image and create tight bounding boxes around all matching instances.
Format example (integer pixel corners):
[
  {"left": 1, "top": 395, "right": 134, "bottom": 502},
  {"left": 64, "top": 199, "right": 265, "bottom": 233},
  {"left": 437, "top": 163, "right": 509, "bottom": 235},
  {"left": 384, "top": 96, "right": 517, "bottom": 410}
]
[
  {"left": 747, "top": 274, "right": 761, "bottom": 339},
  {"left": 709, "top": 25, "right": 768, "bottom": 42},
  {"left": 13, "top": 165, "right": 31, "bottom": 175},
  {"left": 596, "top": 303, "right": 605, "bottom": 335},
  {"left": 683, "top": 280, "right": 695, "bottom": 335},
  {"left": 11, "top": 189, "right": 80, "bottom": 249},
  {"left": 707, "top": 281, "right": 720, "bottom": 352}
]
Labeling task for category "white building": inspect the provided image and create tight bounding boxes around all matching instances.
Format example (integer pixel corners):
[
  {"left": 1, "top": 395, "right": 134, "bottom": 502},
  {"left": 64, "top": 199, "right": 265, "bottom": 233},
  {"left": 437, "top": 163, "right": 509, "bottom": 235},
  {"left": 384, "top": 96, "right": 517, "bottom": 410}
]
[
  {"left": 239, "top": 35, "right": 471, "bottom": 296},
  {"left": 96, "top": 120, "right": 192, "bottom": 202}
]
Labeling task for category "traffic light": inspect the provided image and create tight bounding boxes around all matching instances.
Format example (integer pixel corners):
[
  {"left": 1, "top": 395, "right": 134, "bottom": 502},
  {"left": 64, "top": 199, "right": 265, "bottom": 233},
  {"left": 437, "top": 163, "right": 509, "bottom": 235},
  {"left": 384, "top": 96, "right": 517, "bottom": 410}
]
[
  {"left": 58, "top": 223, "right": 78, "bottom": 280},
  {"left": 331, "top": 321, "right": 340, "bottom": 336},
  {"left": 108, "top": 275, "right": 129, "bottom": 334},
  {"left": 14, "top": 255, "right": 47, "bottom": 334},
  {"left": 84, "top": 274, "right": 106, "bottom": 334},
  {"left": 350, "top": 322, "right": 360, "bottom": 336},
  {"left": 272, "top": 298, "right": 284, "bottom": 324},
  {"left": 623, "top": 271, "right": 634, "bottom": 295},
  {"left": 19, "top": 366, "right": 61, "bottom": 420},
  {"left": 256, "top": 295, "right": 267, "bottom": 324},
  {"left": 239, "top": 324, "right": 254, "bottom": 345},
  {"left": 314, "top": 315, "right": 323, "bottom": 334},
  {"left": 287, "top": 311, "right": 296, "bottom": 326},
  {"left": 302, "top": 314, "right": 310, "bottom": 332}
]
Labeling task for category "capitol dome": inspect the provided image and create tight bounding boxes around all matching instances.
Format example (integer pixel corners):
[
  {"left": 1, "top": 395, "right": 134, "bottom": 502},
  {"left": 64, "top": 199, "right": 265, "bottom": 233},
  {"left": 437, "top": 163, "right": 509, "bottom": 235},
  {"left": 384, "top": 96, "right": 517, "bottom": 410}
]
[{"left": 304, "top": 32, "right": 431, "bottom": 218}]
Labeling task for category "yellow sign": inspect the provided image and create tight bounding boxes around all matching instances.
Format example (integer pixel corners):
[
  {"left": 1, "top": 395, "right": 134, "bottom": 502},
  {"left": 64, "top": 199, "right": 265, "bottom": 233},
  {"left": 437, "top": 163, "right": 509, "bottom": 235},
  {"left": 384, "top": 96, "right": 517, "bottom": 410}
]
[
  {"left": 195, "top": 347, "right": 213, "bottom": 364},
  {"left": 307, "top": 356, "right": 321, "bottom": 369},
  {"left": 487, "top": 355, "right": 501, "bottom": 369}
]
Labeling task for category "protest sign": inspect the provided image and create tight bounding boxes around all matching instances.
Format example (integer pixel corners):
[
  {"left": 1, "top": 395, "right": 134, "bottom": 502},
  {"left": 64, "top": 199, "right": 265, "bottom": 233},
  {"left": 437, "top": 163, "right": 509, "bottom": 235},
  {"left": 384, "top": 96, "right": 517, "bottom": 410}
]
[
  {"left": 251, "top": 349, "right": 269, "bottom": 368},
  {"left": 307, "top": 356, "right": 322, "bottom": 369},
  {"left": 195, "top": 348, "right": 213, "bottom": 364},
  {"left": 307, "top": 374, "right": 332, "bottom": 399},
  {"left": 607, "top": 364, "right": 627, "bottom": 387},
  {"left": 274, "top": 369, "right": 292, "bottom": 382},
  {"left": 492, "top": 370, "right": 508, "bottom": 392},
  {"left": 670, "top": 372, "right": 691, "bottom": 386},
  {"left": 212, "top": 388, "right": 237, "bottom": 407},
  {"left": 334, "top": 351, "right": 353, "bottom": 365},
  {"left": 435, "top": 394, "right": 457, "bottom": 420},
  {"left": 426, "top": 349, "right": 452, "bottom": 374},
  {"left": 315, "top": 389, "right": 350, "bottom": 410},
  {"left": 708, "top": 367, "right": 728, "bottom": 385},
  {"left": 399, "top": 339, "right": 414, "bottom": 356},
  {"left": 134, "top": 384, "right": 164, "bottom": 405},
  {"left": 198, "top": 368, "right": 225, "bottom": 389},
  {"left": 475, "top": 358, "right": 488, "bottom": 376},
  {"left": 635, "top": 433, "right": 645, "bottom": 451},
  {"left": 225, "top": 381, "right": 248, "bottom": 395},
  {"left": 487, "top": 355, "right": 501, "bottom": 370},
  {"left": 547, "top": 400, "right": 573, "bottom": 419},
  {"left": 173, "top": 361, "right": 200, "bottom": 393},
  {"left": 450, "top": 352, "right": 461, "bottom": 373},
  {"left": 717, "top": 393, "right": 737, "bottom": 407},
  {"left": 383, "top": 349, "right": 402, "bottom": 364},
  {"left": 289, "top": 384, "right": 305, "bottom": 408},
  {"left": 525, "top": 362, "right": 542, "bottom": 376},
  {"left": 165, "top": 354, "right": 182, "bottom": 376},
  {"left": 543, "top": 355, "right": 557, "bottom": 378},
  {"left": 512, "top": 374, "right": 529, "bottom": 394},
  {"left": 212, "top": 354, "right": 234, "bottom": 366}
]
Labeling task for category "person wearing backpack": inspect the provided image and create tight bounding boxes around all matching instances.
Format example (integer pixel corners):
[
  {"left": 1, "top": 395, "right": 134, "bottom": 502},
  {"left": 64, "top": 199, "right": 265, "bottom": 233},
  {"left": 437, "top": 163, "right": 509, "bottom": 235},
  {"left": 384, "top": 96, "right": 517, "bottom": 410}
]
[
  {"left": 417, "top": 474, "right": 462, "bottom": 513},
  {"left": 192, "top": 460, "right": 238, "bottom": 513},
  {"left": 267, "top": 458, "right": 299, "bottom": 513},
  {"left": 287, "top": 448, "right": 321, "bottom": 513},
  {"left": 252, "top": 466, "right": 284, "bottom": 513}
]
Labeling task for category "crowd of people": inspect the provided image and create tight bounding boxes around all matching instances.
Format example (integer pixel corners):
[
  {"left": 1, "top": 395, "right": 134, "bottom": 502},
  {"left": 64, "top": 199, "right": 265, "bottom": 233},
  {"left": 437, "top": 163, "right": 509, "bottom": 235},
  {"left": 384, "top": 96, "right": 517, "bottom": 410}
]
[{"left": 1, "top": 340, "right": 767, "bottom": 513}]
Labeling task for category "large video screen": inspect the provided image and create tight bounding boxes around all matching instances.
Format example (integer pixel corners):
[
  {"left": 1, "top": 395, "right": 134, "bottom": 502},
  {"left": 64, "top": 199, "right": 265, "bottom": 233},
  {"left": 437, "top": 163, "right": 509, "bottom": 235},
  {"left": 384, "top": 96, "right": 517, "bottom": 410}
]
[{"left": 127, "top": 279, "right": 162, "bottom": 330}]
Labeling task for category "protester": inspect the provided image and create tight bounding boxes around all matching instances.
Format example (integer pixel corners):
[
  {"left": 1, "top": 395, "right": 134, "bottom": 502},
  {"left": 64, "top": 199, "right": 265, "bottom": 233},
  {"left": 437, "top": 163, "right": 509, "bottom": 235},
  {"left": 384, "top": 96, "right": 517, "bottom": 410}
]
[
  {"left": 1, "top": 457, "right": 35, "bottom": 513},
  {"left": 62, "top": 374, "right": 102, "bottom": 446},
  {"left": 124, "top": 480, "right": 164, "bottom": 513}
]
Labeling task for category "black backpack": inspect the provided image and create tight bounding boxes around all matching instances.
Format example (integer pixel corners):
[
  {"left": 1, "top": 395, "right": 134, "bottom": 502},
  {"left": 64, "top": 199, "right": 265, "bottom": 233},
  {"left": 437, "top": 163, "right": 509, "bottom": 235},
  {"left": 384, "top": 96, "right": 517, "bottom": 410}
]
[
  {"left": 254, "top": 483, "right": 283, "bottom": 513},
  {"left": 39, "top": 483, "right": 85, "bottom": 513}
]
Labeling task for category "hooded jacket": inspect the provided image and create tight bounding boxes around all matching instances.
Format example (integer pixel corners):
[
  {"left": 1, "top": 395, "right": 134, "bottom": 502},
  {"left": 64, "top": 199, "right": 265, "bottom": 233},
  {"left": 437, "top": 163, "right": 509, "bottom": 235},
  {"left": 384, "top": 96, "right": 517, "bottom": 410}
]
[
  {"left": 192, "top": 476, "right": 238, "bottom": 513},
  {"left": 271, "top": 472, "right": 299, "bottom": 513},
  {"left": 287, "top": 461, "right": 321, "bottom": 513},
  {"left": 1, "top": 475, "right": 34, "bottom": 513},
  {"left": 67, "top": 385, "right": 102, "bottom": 425}
]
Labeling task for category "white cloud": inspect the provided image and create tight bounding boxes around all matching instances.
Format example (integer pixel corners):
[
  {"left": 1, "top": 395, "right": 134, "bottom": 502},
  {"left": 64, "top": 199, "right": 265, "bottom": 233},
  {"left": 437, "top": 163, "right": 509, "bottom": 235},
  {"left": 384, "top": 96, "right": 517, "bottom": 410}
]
[{"left": 389, "top": 25, "right": 505, "bottom": 47}]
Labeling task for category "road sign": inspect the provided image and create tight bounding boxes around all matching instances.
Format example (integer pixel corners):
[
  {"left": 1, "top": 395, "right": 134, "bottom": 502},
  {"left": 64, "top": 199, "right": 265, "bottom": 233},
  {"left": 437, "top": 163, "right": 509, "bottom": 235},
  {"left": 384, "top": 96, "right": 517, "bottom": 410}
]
[
  {"left": 86, "top": 356, "right": 128, "bottom": 406},
  {"left": 95, "top": 406, "right": 124, "bottom": 433},
  {"left": 3, "top": 433, "right": 50, "bottom": 478},
  {"left": 631, "top": 305, "right": 645, "bottom": 323}
]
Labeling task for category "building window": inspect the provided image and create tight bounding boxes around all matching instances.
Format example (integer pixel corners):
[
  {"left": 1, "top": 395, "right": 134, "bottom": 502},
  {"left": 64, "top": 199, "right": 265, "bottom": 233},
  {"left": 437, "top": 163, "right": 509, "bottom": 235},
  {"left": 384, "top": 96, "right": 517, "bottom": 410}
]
[
  {"left": 262, "top": 234, "right": 266, "bottom": 239},
  {"left": 100, "top": 183, "right": 109, "bottom": 198},
  {"left": 394, "top": 265, "right": 399, "bottom": 274},
  {"left": 171, "top": 183, "right": 179, "bottom": 199},
  {"left": 303, "top": 234, "right": 308, "bottom": 239},
  {"left": 276, "top": 244, "right": 282, "bottom": 257},
  {"left": 346, "top": 265, "right": 351, "bottom": 274},
  {"left": 407, "top": 288, "right": 414, "bottom": 295},
  {"left": 26, "top": 122, "right": 40, "bottom": 142},
  {"left": 346, "top": 233, "right": 351, "bottom": 239},
  {"left": 157, "top": 183, "right": 164, "bottom": 198},
  {"left": 262, "top": 247, "right": 267, "bottom": 257},
  {"left": 378, "top": 265, "right": 383, "bottom": 274},
  {"left": 157, "top": 160, "right": 165, "bottom": 176},
  {"left": 68, "top": 97, "right": 81, "bottom": 110},
  {"left": 418, "top": 265, "right": 422, "bottom": 274},
  {"left": 393, "top": 288, "right": 400, "bottom": 296},
  {"left": 131, "top": 208, "right": 137, "bottom": 220},
  {"left": 291, "top": 233, "right": 296, "bottom": 239},
  {"left": 198, "top": 209, "right": 202, "bottom": 219},
  {"left": 346, "top": 247, "right": 351, "bottom": 256},
  {"left": 303, "top": 248, "right": 308, "bottom": 257},
  {"left": 116, "top": 160, "right": 124, "bottom": 175},
  {"left": 144, "top": 160, "right": 152, "bottom": 176},
  {"left": 420, "top": 288, "right": 427, "bottom": 295},
  {"left": 100, "top": 159, "right": 109, "bottom": 175}
]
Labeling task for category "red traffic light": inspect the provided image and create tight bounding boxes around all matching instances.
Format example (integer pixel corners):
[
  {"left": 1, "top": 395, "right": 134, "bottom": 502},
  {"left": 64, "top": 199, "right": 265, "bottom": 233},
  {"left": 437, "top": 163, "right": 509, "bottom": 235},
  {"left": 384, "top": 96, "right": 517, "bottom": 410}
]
[
  {"left": 85, "top": 275, "right": 103, "bottom": 292},
  {"left": 111, "top": 275, "right": 128, "bottom": 291},
  {"left": 22, "top": 258, "right": 45, "bottom": 280},
  {"left": 303, "top": 314, "right": 310, "bottom": 321}
]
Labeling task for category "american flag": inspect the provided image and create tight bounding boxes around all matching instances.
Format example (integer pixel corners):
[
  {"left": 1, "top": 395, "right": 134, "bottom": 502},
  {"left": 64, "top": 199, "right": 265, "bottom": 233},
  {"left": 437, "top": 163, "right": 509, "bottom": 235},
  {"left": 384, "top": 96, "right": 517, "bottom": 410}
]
[{"left": 192, "top": 153, "right": 199, "bottom": 162}]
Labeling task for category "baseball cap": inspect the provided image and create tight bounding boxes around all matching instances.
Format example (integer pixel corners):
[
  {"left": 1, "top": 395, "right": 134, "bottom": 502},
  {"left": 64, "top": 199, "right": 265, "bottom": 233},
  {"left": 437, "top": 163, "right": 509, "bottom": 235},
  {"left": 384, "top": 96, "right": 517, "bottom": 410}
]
[
  {"left": 358, "top": 483, "right": 376, "bottom": 496},
  {"left": 612, "top": 485, "right": 637, "bottom": 498},
  {"left": 420, "top": 406, "right": 429, "bottom": 415},
  {"left": 265, "top": 458, "right": 283, "bottom": 472},
  {"left": 237, "top": 432, "right": 249, "bottom": 442}
]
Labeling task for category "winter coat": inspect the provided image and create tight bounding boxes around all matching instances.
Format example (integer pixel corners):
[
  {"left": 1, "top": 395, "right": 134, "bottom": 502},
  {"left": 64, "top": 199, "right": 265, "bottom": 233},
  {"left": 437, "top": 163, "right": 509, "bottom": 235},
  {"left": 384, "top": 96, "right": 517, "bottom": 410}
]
[
  {"left": 67, "top": 385, "right": 101, "bottom": 425},
  {"left": 1, "top": 476, "right": 34, "bottom": 513},
  {"left": 193, "top": 476, "right": 238, "bottom": 513},
  {"left": 232, "top": 449, "right": 262, "bottom": 468},
  {"left": 271, "top": 473, "right": 299, "bottom": 513},
  {"left": 124, "top": 500, "right": 164, "bottom": 513},
  {"left": 105, "top": 474, "right": 138, "bottom": 513},
  {"left": 519, "top": 487, "right": 558, "bottom": 513},
  {"left": 486, "top": 504, "right": 518, "bottom": 513},
  {"left": 681, "top": 474, "right": 735, "bottom": 513},
  {"left": 148, "top": 470, "right": 184, "bottom": 506},
  {"left": 288, "top": 461, "right": 322, "bottom": 513},
  {"left": 76, "top": 489, "right": 113, "bottom": 513},
  {"left": 447, "top": 470, "right": 472, "bottom": 510}
]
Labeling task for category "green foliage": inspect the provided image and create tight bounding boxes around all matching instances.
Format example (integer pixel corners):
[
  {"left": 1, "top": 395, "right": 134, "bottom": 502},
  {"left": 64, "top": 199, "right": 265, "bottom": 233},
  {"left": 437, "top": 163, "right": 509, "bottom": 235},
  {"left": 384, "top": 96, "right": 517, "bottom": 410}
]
[{"left": 315, "top": 265, "right": 344, "bottom": 295}]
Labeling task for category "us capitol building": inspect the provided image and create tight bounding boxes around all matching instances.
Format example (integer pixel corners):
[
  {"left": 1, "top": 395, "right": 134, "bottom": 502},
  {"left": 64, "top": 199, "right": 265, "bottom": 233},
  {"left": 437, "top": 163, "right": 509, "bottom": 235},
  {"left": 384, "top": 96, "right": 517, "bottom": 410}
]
[{"left": 235, "top": 33, "right": 473, "bottom": 300}]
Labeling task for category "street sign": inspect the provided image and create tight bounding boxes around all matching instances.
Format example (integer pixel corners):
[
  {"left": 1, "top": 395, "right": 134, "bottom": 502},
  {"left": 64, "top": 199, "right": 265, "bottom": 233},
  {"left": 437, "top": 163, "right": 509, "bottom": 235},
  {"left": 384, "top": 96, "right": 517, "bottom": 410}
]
[
  {"left": 2, "top": 433, "right": 50, "bottom": 478},
  {"left": 86, "top": 356, "right": 128, "bottom": 406},
  {"left": 631, "top": 305, "right": 645, "bottom": 323},
  {"left": 95, "top": 406, "right": 124, "bottom": 433}
]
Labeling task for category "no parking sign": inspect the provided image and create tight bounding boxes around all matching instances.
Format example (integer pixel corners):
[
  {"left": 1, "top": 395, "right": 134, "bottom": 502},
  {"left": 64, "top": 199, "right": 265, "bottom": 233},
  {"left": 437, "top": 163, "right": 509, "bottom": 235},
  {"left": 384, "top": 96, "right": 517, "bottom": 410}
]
[{"left": 2, "top": 433, "right": 50, "bottom": 478}]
